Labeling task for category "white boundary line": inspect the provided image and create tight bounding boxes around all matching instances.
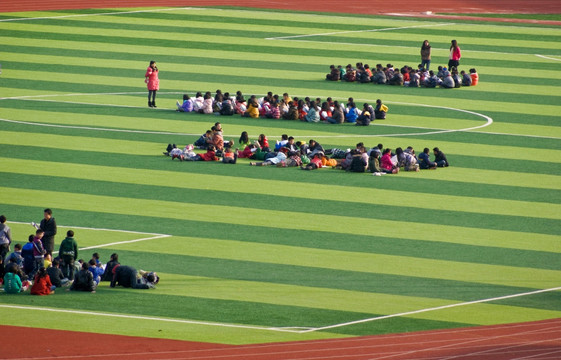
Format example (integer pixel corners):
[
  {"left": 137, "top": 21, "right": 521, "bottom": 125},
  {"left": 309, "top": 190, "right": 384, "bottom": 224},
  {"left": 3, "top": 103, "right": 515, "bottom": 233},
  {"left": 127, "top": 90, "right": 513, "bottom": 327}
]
[
  {"left": 0, "top": 304, "right": 302, "bottom": 333},
  {"left": 266, "top": 22, "right": 454, "bottom": 40},
  {"left": 300, "top": 286, "right": 561, "bottom": 333},
  {"left": 1, "top": 287, "right": 559, "bottom": 334},
  {"left": 536, "top": 54, "right": 561, "bottom": 62},
  {"left": 0, "top": 7, "right": 207, "bottom": 22},
  {"left": 9, "top": 220, "right": 171, "bottom": 253}
]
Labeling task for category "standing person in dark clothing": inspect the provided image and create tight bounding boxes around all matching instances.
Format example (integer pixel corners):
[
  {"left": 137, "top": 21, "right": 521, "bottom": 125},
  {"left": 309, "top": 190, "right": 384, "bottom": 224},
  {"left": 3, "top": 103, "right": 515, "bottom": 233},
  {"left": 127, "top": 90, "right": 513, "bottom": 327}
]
[
  {"left": 58, "top": 230, "right": 78, "bottom": 280},
  {"left": 34, "top": 209, "right": 57, "bottom": 256},
  {"left": 0, "top": 215, "right": 12, "bottom": 265},
  {"left": 110, "top": 265, "right": 159, "bottom": 289}
]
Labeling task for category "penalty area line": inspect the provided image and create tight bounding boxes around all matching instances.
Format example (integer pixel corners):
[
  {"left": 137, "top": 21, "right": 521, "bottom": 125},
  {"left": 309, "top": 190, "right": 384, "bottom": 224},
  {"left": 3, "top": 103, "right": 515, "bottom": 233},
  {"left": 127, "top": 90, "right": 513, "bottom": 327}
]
[
  {"left": 10, "top": 221, "right": 172, "bottom": 254},
  {"left": 299, "top": 286, "right": 561, "bottom": 333}
]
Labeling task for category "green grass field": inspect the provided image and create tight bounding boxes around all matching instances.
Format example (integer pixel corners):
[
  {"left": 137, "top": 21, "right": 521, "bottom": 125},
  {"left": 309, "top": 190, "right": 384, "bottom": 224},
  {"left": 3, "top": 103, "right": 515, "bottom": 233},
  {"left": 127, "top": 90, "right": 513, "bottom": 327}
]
[{"left": 0, "top": 7, "right": 560, "bottom": 345}]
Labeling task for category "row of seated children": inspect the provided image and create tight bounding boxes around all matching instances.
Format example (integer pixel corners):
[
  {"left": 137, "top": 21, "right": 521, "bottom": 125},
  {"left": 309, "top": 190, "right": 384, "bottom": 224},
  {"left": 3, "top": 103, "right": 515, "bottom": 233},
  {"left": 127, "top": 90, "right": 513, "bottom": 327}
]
[
  {"left": 302, "top": 142, "right": 449, "bottom": 174},
  {"left": 327, "top": 62, "right": 479, "bottom": 88},
  {"left": 176, "top": 91, "right": 388, "bottom": 124},
  {"left": 162, "top": 124, "right": 450, "bottom": 174}
]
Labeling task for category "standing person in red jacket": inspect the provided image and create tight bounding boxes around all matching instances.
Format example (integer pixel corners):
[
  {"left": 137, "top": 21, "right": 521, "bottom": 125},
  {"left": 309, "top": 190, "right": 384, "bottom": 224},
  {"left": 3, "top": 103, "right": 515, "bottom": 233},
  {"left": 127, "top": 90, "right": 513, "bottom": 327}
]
[
  {"left": 145, "top": 60, "right": 159, "bottom": 108},
  {"left": 448, "top": 40, "right": 461, "bottom": 70}
]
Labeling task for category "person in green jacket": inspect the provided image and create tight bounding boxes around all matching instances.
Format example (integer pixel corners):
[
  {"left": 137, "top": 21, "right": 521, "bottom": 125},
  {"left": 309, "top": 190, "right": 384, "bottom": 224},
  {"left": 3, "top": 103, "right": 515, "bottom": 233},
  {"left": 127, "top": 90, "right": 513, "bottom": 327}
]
[
  {"left": 4, "top": 269, "right": 24, "bottom": 294},
  {"left": 58, "top": 230, "right": 78, "bottom": 280}
]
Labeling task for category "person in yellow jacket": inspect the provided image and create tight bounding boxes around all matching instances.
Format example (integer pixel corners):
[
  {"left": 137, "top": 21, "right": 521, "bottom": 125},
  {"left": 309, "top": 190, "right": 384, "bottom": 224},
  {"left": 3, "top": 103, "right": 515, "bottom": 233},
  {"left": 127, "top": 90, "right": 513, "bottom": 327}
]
[{"left": 374, "top": 99, "right": 388, "bottom": 120}]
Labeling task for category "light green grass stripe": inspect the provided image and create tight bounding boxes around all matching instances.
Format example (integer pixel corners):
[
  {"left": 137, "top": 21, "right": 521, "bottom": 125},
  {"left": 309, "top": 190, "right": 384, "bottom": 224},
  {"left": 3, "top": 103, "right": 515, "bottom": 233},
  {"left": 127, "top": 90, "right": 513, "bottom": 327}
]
[
  {"left": 3, "top": 186, "right": 560, "bottom": 256},
  {"left": 409, "top": 301, "right": 561, "bottom": 326},
  {"left": 130, "top": 272, "right": 561, "bottom": 327},
  {"left": 3, "top": 158, "right": 561, "bottom": 224},
  {"left": 0, "top": 306, "right": 339, "bottom": 344},
  {"left": 135, "top": 236, "right": 561, "bottom": 289}
]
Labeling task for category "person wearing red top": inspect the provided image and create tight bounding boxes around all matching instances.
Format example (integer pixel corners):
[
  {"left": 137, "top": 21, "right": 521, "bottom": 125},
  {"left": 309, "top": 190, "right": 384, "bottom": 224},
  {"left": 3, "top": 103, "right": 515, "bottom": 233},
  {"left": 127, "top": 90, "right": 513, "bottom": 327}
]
[
  {"left": 145, "top": 60, "right": 160, "bottom": 108},
  {"left": 381, "top": 148, "right": 399, "bottom": 174},
  {"left": 198, "top": 146, "right": 219, "bottom": 161},
  {"left": 448, "top": 40, "right": 461, "bottom": 70},
  {"left": 30, "top": 267, "right": 54, "bottom": 295}
]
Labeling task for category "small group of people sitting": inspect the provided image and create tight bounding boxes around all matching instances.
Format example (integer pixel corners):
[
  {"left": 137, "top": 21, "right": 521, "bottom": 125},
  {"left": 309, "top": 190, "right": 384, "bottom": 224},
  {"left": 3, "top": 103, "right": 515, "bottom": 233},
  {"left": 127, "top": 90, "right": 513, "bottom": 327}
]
[
  {"left": 163, "top": 124, "right": 450, "bottom": 175},
  {"left": 326, "top": 62, "right": 479, "bottom": 88},
  {"left": 176, "top": 91, "right": 388, "bottom": 124},
  {"left": 2, "top": 228, "right": 159, "bottom": 295}
]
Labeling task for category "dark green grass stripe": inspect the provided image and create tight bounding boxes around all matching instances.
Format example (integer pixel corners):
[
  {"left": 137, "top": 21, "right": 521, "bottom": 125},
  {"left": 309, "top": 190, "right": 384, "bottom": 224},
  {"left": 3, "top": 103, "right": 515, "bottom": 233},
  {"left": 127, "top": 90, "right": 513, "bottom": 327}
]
[
  {"left": 0, "top": 290, "right": 468, "bottom": 336},
  {"left": 2, "top": 111, "right": 558, "bottom": 156},
  {"left": 67, "top": 248, "right": 554, "bottom": 303},
  {"left": 473, "top": 74, "right": 561, "bottom": 89},
  {"left": 3, "top": 203, "right": 559, "bottom": 272},
  {"left": 6, "top": 60, "right": 561, "bottom": 97},
  {"left": 3, "top": 172, "right": 560, "bottom": 236},
  {"left": 3, "top": 74, "right": 561, "bottom": 109},
  {"left": 5, "top": 29, "right": 561, "bottom": 67},
  {"left": 2, "top": 146, "right": 559, "bottom": 204},
  {"left": 4, "top": 43, "right": 561, "bottom": 73}
]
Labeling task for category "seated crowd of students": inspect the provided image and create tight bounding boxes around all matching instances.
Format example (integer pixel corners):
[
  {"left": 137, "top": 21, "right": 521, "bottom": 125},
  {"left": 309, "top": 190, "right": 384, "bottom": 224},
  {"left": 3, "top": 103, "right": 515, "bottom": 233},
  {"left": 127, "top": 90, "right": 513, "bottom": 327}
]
[
  {"left": 1, "top": 231, "right": 159, "bottom": 295},
  {"left": 163, "top": 122, "right": 450, "bottom": 175},
  {"left": 326, "top": 62, "right": 479, "bottom": 88},
  {"left": 176, "top": 90, "right": 388, "bottom": 124}
]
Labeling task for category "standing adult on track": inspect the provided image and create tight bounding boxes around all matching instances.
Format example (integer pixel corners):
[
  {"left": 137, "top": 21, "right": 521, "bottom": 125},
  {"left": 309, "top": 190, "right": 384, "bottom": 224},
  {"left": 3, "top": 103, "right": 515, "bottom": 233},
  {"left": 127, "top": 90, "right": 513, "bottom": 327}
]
[
  {"left": 448, "top": 40, "right": 461, "bottom": 70},
  {"left": 420, "top": 40, "right": 431, "bottom": 70},
  {"left": 145, "top": 60, "right": 159, "bottom": 108}
]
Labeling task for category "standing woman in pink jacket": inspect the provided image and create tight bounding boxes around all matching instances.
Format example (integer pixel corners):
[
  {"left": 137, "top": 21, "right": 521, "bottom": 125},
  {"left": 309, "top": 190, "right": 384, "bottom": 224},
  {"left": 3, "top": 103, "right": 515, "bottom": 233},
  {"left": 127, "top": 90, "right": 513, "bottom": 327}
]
[
  {"left": 145, "top": 60, "right": 159, "bottom": 108},
  {"left": 448, "top": 40, "right": 461, "bottom": 70}
]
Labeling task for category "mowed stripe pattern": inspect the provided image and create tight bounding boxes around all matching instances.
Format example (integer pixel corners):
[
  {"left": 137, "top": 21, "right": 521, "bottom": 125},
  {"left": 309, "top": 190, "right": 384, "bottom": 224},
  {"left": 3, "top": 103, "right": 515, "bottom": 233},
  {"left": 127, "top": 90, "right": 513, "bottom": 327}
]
[{"left": 0, "top": 8, "right": 560, "bottom": 344}]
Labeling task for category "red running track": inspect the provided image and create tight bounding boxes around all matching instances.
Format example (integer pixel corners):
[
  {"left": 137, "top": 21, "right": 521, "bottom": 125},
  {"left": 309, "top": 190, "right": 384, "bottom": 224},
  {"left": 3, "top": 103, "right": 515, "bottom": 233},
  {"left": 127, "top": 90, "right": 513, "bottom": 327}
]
[{"left": 2, "top": 318, "right": 561, "bottom": 359}]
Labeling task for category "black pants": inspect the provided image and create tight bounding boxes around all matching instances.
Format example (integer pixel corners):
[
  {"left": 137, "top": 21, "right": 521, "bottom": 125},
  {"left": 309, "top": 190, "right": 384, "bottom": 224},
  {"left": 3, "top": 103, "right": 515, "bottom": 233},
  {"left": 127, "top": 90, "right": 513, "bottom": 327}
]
[{"left": 148, "top": 90, "right": 157, "bottom": 104}]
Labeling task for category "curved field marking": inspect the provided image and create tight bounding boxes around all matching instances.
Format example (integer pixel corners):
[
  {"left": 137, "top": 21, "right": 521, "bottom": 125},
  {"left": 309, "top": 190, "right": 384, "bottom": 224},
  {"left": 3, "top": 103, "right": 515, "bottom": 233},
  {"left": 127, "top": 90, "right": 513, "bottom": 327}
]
[
  {"left": 0, "top": 92, "right": 493, "bottom": 138},
  {"left": 536, "top": 54, "right": 561, "bottom": 62}
]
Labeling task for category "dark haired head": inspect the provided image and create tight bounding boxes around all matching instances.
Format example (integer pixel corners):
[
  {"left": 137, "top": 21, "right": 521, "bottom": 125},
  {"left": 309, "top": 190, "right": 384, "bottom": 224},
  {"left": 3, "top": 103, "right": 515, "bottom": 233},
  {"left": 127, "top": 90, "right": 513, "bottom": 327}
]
[
  {"left": 67, "top": 230, "right": 74, "bottom": 237},
  {"left": 44, "top": 208, "right": 52, "bottom": 215},
  {"left": 0, "top": 215, "right": 5, "bottom": 223}
]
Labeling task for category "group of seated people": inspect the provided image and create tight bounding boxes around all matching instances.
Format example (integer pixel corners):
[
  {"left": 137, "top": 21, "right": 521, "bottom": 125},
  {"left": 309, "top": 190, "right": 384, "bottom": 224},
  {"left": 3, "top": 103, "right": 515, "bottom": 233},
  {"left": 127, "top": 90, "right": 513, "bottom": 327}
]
[
  {"left": 176, "top": 91, "right": 388, "bottom": 124},
  {"left": 326, "top": 62, "right": 479, "bottom": 88},
  {"left": 163, "top": 123, "right": 450, "bottom": 174},
  {"left": 2, "top": 234, "right": 159, "bottom": 295}
]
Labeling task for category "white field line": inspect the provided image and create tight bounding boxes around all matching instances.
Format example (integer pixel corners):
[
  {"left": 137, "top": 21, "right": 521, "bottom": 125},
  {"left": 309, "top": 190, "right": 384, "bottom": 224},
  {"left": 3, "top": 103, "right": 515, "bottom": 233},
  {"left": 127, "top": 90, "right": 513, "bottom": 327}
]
[
  {"left": 0, "top": 304, "right": 303, "bottom": 333},
  {"left": 300, "top": 286, "right": 561, "bottom": 333},
  {"left": 0, "top": 7, "right": 208, "bottom": 22},
  {"left": 536, "top": 54, "right": 561, "bottom": 62},
  {"left": 9, "top": 220, "right": 171, "bottom": 254},
  {"left": 266, "top": 22, "right": 454, "bottom": 40},
  {"left": 2, "top": 92, "right": 559, "bottom": 139},
  {"left": 1, "top": 91, "right": 498, "bottom": 138},
  {"left": 0, "top": 7, "right": 559, "bottom": 58}
]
